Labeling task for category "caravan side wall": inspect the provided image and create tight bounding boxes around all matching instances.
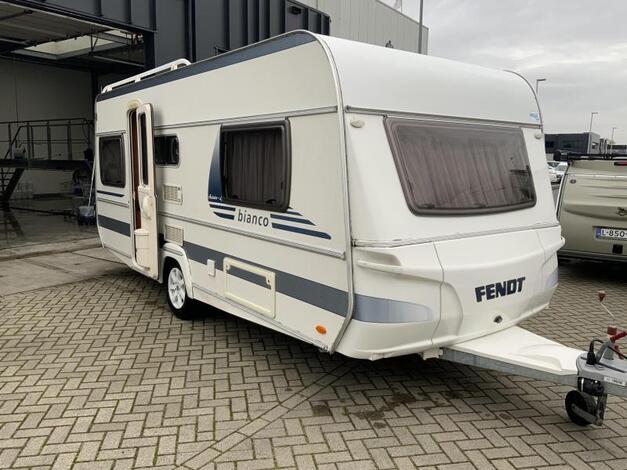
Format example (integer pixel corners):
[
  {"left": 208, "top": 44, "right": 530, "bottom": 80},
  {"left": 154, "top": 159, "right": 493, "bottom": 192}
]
[{"left": 95, "top": 36, "right": 354, "bottom": 351}]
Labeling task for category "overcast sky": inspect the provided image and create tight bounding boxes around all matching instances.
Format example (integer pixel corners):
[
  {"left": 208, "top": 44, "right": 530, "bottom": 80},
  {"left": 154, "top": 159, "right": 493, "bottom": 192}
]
[{"left": 384, "top": 0, "right": 627, "bottom": 143}]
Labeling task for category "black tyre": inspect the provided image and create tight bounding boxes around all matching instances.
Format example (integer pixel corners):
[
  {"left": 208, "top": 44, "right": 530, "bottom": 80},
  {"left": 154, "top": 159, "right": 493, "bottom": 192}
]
[
  {"left": 565, "top": 390, "right": 596, "bottom": 426},
  {"left": 165, "top": 261, "right": 196, "bottom": 320}
]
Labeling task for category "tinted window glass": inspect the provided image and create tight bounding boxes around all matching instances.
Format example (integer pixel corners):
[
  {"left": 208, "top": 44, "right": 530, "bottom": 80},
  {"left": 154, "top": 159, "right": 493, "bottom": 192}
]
[
  {"left": 385, "top": 118, "right": 536, "bottom": 215},
  {"left": 155, "top": 135, "right": 179, "bottom": 165},
  {"left": 139, "top": 113, "right": 148, "bottom": 185},
  {"left": 220, "top": 123, "right": 290, "bottom": 211},
  {"left": 99, "top": 136, "right": 124, "bottom": 187}
]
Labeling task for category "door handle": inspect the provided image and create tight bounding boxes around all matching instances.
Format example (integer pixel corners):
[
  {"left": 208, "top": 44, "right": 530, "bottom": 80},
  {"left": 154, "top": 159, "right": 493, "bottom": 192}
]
[{"left": 141, "top": 196, "right": 153, "bottom": 219}]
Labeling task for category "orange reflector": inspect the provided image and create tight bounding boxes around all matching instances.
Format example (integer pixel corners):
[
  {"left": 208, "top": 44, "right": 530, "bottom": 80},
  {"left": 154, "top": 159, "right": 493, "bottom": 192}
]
[{"left": 315, "top": 325, "right": 327, "bottom": 335}]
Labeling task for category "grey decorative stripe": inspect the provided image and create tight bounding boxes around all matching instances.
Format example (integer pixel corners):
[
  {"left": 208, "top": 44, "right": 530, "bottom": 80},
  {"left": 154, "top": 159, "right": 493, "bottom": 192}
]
[
  {"left": 99, "top": 218, "right": 433, "bottom": 323},
  {"left": 546, "top": 267, "right": 559, "bottom": 289},
  {"left": 182, "top": 240, "right": 348, "bottom": 316},
  {"left": 98, "top": 215, "right": 131, "bottom": 237},
  {"left": 97, "top": 189, "right": 124, "bottom": 197},
  {"left": 354, "top": 294, "right": 434, "bottom": 324},
  {"left": 226, "top": 265, "right": 270, "bottom": 289},
  {"left": 97, "top": 32, "right": 316, "bottom": 102}
]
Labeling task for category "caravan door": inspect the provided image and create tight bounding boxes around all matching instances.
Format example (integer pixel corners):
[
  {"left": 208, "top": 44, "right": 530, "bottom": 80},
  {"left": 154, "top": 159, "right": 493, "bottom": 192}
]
[{"left": 133, "top": 104, "right": 159, "bottom": 278}]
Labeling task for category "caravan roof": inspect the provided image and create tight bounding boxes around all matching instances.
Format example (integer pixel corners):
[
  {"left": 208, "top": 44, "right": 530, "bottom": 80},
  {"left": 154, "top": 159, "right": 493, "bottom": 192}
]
[{"left": 97, "top": 31, "right": 541, "bottom": 129}]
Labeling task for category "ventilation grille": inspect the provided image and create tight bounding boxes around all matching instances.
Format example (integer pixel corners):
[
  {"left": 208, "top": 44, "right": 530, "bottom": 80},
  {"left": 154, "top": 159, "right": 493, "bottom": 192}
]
[
  {"left": 164, "top": 225, "right": 184, "bottom": 246},
  {"left": 163, "top": 184, "right": 182, "bottom": 203}
]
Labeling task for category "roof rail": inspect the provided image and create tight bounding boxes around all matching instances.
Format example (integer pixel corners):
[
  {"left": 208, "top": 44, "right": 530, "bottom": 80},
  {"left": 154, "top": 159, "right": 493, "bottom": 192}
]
[
  {"left": 553, "top": 150, "right": 627, "bottom": 162},
  {"left": 101, "top": 59, "right": 191, "bottom": 94}
]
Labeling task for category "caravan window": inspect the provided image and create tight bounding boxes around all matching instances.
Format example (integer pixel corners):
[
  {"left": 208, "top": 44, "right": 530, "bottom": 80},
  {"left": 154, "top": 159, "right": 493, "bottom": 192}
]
[
  {"left": 99, "top": 136, "right": 125, "bottom": 188},
  {"left": 220, "top": 122, "right": 290, "bottom": 212},
  {"left": 155, "top": 135, "right": 179, "bottom": 165},
  {"left": 139, "top": 113, "right": 149, "bottom": 185},
  {"left": 385, "top": 118, "right": 536, "bottom": 215}
]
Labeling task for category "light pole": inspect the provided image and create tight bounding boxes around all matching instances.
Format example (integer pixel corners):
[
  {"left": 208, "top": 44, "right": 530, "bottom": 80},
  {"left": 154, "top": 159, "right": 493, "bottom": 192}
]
[
  {"left": 535, "top": 78, "right": 547, "bottom": 94},
  {"left": 610, "top": 127, "right": 617, "bottom": 154},
  {"left": 588, "top": 112, "right": 598, "bottom": 153},
  {"left": 418, "top": 0, "right": 424, "bottom": 54}
]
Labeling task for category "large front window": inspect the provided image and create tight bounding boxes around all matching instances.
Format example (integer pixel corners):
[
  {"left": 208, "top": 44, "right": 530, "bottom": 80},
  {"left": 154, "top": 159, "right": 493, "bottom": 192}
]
[{"left": 385, "top": 118, "right": 536, "bottom": 215}]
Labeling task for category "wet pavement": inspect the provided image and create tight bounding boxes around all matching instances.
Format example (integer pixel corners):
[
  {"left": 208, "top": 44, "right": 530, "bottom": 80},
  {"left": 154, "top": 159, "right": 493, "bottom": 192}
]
[{"left": 0, "top": 198, "right": 96, "bottom": 250}]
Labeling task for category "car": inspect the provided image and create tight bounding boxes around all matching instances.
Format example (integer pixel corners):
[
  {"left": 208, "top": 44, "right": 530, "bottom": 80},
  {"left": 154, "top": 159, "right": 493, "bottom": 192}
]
[
  {"left": 556, "top": 155, "right": 627, "bottom": 262},
  {"left": 547, "top": 161, "right": 568, "bottom": 183}
]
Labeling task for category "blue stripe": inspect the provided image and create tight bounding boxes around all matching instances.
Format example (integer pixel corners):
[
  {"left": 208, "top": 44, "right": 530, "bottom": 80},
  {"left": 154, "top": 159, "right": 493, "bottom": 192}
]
[
  {"left": 270, "top": 214, "right": 315, "bottom": 225},
  {"left": 226, "top": 265, "right": 270, "bottom": 289},
  {"left": 215, "top": 212, "right": 235, "bottom": 220},
  {"left": 97, "top": 190, "right": 124, "bottom": 197},
  {"left": 286, "top": 209, "right": 302, "bottom": 216},
  {"left": 97, "top": 215, "right": 130, "bottom": 236},
  {"left": 272, "top": 223, "right": 331, "bottom": 240},
  {"left": 97, "top": 32, "right": 317, "bottom": 102},
  {"left": 210, "top": 203, "right": 236, "bottom": 211},
  {"left": 182, "top": 240, "right": 348, "bottom": 316}
]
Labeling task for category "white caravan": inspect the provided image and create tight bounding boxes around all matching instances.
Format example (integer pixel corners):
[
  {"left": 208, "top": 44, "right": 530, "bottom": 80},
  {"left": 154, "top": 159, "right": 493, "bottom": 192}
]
[{"left": 95, "top": 31, "right": 627, "bottom": 426}]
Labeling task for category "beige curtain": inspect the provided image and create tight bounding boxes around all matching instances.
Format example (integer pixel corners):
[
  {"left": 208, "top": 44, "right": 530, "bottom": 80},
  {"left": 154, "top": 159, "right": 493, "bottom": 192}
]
[{"left": 388, "top": 119, "right": 534, "bottom": 213}]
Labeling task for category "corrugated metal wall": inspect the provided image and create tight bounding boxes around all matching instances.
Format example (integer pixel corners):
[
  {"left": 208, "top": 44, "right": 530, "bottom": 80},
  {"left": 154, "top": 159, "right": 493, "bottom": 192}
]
[
  {"left": 147, "top": 0, "right": 330, "bottom": 67},
  {"left": 300, "top": 0, "right": 427, "bottom": 53}
]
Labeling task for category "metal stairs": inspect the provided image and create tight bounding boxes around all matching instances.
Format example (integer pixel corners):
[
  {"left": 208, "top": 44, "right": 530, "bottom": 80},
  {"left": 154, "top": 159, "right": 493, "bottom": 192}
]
[{"left": 0, "top": 118, "right": 93, "bottom": 208}]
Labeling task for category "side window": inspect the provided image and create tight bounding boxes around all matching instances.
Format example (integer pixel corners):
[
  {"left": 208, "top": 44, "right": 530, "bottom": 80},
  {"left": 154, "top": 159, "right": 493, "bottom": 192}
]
[
  {"left": 154, "top": 135, "right": 180, "bottom": 165},
  {"left": 220, "top": 122, "right": 290, "bottom": 212},
  {"left": 99, "top": 136, "right": 125, "bottom": 188}
]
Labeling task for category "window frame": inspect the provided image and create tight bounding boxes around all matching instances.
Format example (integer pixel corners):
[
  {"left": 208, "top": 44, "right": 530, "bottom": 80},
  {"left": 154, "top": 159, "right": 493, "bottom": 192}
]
[
  {"left": 384, "top": 117, "right": 537, "bottom": 216},
  {"left": 154, "top": 134, "right": 180, "bottom": 167},
  {"left": 219, "top": 120, "right": 291, "bottom": 213},
  {"left": 98, "top": 134, "right": 125, "bottom": 188}
]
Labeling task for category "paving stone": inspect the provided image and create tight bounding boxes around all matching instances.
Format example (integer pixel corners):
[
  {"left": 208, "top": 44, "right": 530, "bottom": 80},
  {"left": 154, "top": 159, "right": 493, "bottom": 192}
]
[{"left": 0, "top": 261, "right": 625, "bottom": 469}]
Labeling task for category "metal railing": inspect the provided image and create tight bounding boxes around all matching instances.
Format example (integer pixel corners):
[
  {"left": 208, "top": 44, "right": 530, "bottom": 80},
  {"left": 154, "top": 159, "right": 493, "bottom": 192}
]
[{"left": 0, "top": 118, "right": 94, "bottom": 162}]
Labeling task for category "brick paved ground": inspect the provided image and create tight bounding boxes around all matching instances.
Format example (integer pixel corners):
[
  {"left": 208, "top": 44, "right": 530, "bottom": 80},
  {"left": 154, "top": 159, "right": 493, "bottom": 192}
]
[{"left": 0, "top": 260, "right": 626, "bottom": 470}]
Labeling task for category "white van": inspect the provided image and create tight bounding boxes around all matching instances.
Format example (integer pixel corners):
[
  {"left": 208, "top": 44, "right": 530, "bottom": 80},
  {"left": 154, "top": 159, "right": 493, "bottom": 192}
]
[{"left": 95, "top": 31, "right": 627, "bottom": 425}]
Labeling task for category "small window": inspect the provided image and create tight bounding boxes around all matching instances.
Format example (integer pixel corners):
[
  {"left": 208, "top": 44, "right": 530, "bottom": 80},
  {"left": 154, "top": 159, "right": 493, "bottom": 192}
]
[
  {"left": 385, "top": 118, "right": 536, "bottom": 215},
  {"left": 99, "top": 136, "right": 125, "bottom": 188},
  {"left": 220, "top": 122, "right": 290, "bottom": 211},
  {"left": 139, "top": 113, "right": 148, "bottom": 185},
  {"left": 155, "top": 135, "right": 179, "bottom": 165}
]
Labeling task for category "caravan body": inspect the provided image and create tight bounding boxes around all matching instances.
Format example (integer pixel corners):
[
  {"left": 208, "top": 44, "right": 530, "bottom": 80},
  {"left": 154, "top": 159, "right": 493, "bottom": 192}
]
[
  {"left": 95, "top": 31, "right": 560, "bottom": 360},
  {"left": 557, "top": 158, "right": 627, "bottom": 262}
]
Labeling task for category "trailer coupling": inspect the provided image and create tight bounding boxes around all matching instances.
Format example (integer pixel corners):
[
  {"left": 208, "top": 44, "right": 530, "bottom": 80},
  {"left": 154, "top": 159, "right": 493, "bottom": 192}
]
[
  {"left": 568, "top": 335, "right": 627, "bottom": 426},
  {"left": 439, "top": 325, "right": 627, "bottom": 427}
]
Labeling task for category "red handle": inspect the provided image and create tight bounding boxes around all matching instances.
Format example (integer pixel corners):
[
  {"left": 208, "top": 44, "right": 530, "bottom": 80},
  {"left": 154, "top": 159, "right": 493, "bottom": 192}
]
[{"left": 610, "top": 330, "right": 627, "bottom": 342}]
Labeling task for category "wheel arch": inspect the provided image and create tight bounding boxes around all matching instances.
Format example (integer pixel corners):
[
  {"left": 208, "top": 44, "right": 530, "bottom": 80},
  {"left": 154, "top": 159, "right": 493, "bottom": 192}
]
[{"left": 160, "top": 243, "right": 194, "bottom": 299}]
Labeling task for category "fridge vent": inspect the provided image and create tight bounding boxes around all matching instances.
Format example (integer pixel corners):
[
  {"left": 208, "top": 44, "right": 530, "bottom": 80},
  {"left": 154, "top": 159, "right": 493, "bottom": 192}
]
[{"left": 164, "top": 225, "right": 184, "bottom": 246}]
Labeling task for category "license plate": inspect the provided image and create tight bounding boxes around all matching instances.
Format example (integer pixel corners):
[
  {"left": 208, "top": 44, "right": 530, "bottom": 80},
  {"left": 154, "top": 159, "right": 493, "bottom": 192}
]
[{"left": 595, "top": 227, "right": 627, "bottom": 240}]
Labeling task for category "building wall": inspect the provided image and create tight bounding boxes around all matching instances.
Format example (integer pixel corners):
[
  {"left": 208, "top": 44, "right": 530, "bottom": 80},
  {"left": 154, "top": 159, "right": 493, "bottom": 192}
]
[
  {"left": 0, "top": 58, "right": 93, "bottom": 196},
  {"left": 545, "top": 132, "right": 601, "bottom": 157},
  {"left": 299, "top": 0, "right": 427, "bottom": 53}
]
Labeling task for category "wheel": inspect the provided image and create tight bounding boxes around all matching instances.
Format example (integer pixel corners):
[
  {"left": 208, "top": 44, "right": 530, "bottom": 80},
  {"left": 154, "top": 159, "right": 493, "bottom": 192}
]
[
  {"left": 565, "top": 390, "right": 596, "bottom": 426},
  {"left": 165, "top": 261, "right": 196, "bottom": 320}
]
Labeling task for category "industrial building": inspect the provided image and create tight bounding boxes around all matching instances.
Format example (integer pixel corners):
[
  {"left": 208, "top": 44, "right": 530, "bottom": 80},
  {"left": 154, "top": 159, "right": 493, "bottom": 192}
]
[
  {"left": 544, "top": 132, "right": 607, "bottom": 157},
  {"left": 0, "top": 0, "right": 427, "bottom": 205}
]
